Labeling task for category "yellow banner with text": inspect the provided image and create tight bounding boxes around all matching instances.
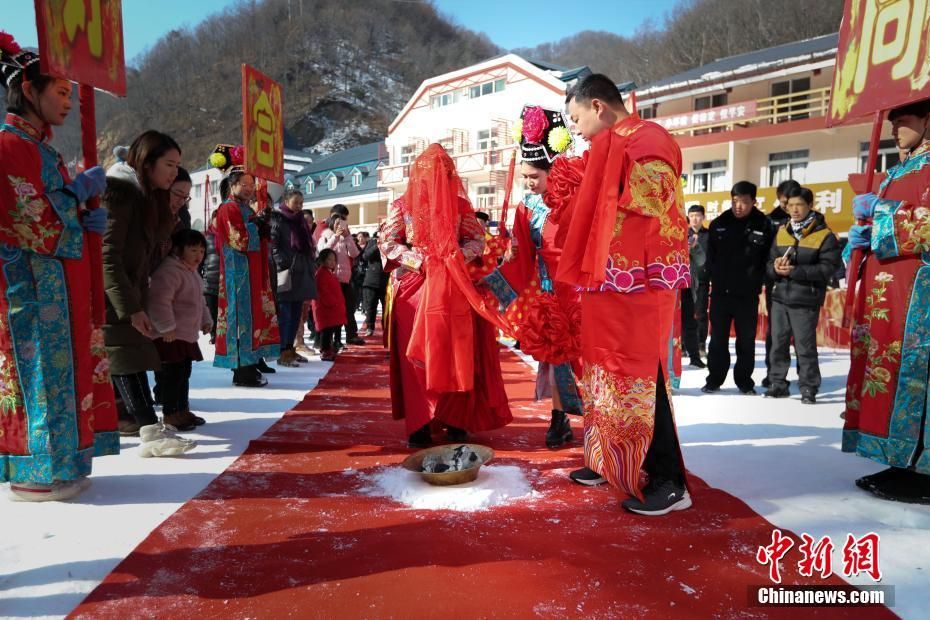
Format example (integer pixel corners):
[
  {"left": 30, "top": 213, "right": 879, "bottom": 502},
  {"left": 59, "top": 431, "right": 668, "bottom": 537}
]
[{"left": 685, "top": 181, "right": 854, "bottom": 233}]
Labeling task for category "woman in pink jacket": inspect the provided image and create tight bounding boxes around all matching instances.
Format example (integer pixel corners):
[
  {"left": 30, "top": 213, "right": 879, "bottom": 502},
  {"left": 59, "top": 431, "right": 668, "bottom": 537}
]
[
  {"left": 317, "top": 211, "right": 365, "bottom": 347},
  {"left": 147, "top": 229, "right": 214, "bottom": 435}
]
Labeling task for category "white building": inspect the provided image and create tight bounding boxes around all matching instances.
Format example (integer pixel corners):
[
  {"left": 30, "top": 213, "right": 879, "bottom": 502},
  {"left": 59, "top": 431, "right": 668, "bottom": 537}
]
[
  {"left": 379, "top": 54, "right": 593, "bottom": 222},
  {"left": 634, "top": 33, "right": 874, "bottom": 232}
]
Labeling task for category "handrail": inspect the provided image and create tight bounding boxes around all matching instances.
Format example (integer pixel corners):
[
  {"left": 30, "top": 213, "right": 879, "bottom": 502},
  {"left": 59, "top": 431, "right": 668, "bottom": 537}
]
[{"left": 662, "top": 85, "right": 833, "bottom": 136}]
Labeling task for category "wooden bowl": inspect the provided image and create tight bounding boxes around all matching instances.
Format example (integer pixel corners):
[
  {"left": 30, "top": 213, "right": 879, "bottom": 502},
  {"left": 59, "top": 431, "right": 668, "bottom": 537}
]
[{"left": 401, "top": 444, "right": 495, "bottom": 486}]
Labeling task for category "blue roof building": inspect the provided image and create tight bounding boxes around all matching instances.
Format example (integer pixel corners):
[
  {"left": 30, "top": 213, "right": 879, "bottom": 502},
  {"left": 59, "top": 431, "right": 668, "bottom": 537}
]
[{"left": 290, "top": 141, "right": 389, "bottom": 231}]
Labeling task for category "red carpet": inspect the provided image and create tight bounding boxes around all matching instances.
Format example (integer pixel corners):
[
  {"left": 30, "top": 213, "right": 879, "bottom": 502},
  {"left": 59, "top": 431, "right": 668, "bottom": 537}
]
[{"left": 70, "top": 344, "right": 893, "bottom": 619}]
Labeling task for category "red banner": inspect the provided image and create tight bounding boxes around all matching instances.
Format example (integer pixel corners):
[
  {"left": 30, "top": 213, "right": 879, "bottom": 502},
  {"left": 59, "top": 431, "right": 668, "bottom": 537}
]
[
  {"left": 34, "top": 0, "right": 126, "bottom": 96},
  {"left": 654, "top": 100, "right": 758, "bottom": 131},
  {"left": 241, "top": 64, "right": 284, "bottom": 184},
  {"left": 828, "top": 0, "right": 930, "bottom": 126}
]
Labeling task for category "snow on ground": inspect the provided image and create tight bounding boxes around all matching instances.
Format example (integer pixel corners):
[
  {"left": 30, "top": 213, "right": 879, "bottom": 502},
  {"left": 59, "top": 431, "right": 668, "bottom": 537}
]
[
  {"left": 360, "top": 465, "right": 536, "bottom": 512},
  {"left": 1, "top": 336, "right": 928, "bottom": 618},
  {"left": 0, "top": 334, "right": 329, "bottom": 619},
  {"left": 674, "top": 343, "right": 930, "bottom": 619}
]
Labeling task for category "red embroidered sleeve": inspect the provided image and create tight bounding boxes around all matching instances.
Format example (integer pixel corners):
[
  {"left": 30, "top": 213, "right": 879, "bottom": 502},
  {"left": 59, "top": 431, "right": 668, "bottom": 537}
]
[
  {"left": 379, "top": 198, "right": 422, "bottom": 271},
  {"left": 458, "top": 211, "right": 486, "bottom": 262},
  {"left": 0, "top": 137, "right": 82, "bottom": 256}
]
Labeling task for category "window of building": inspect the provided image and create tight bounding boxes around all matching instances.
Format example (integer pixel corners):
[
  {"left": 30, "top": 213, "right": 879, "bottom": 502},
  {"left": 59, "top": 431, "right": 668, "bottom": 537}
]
[
  {"left": 768, "top": 149, "right": 809, "bottom": 186},
  {"left": 639, "top": 107, "right": 655, "bottom": 120},
  {"left": 430, "top": 90, "right": 463, "bottom": 109},
  {"left": 477, "top": 129, "right": 497, "bottom": 151},
  {"left": 859, "top": 139, "right": 902, "bottom": 173},
  {"left": 210, "top": 181, "right": 219, "bottom": 194},
  {"left": 305, "top": 178, "right": 314, "bottom": 194},
  {"left": 351, "top": 170, "right": 362, "bottom": 187},
  {"left": 194, "top": 185, "right": 202, "bottom": 199},
  {"left": 694, "top": 93, "right": 727, "bottom": 111},
  {"left": 691, "top": 160, "right": 728, "bottom": 193},
  {"left": 469, "top": 78, "right": 505, "bottom": 100},
  {"left": 400, "top": 145, "right": 416, "bottom": 165},
  {"left": 771, "top": 77, "right": 812, "bottom": 122},
  {"left": 476, "top": 185, "right": 497, "bottom": 209},
  {"left": 328, "top": 175, "right": 338, "bottom": 191},
  {"left": 693, "top": 93, "right": 727, "bottom": 134}
]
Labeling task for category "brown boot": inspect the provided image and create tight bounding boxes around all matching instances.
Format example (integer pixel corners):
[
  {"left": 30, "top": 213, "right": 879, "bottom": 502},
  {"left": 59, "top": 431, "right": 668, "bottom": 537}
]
[
  {"left": 163, "top": 411, "right": 197, "bottom": 431},
  {"left": 277, "top": 348, "right": 299, "bottom": 368},
  {"left": 118, "top": 419, "right": 140, "bottom": 437}
]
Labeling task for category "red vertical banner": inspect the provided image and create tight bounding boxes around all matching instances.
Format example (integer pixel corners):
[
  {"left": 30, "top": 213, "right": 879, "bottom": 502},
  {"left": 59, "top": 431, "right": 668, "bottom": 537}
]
[
  {"left": 241, "top": 64, "right": 284, "bottom": 184},
  {"left": 828, "top": 0, "right": 930, "bottom": 127},
  {"left": 34, "top": 0, "right": 127, "bottom": 96}
]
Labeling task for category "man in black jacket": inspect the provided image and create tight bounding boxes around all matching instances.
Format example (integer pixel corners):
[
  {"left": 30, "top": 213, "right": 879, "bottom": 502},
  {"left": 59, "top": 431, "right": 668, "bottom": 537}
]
[
  {"left": 684, "top": 205, "right": 710, "bottom": 365},
  {"left": 360, "top": 229, "right": 389, "bottom": 337},
  {"left": 703, "top": 181, "right": 775, "bottom": 394},
  {"left": 761, "top": 179, "right": 800, "bottom": 388},
  {"left": 765, "top": 187, "right": 841, "bottom": 403}
]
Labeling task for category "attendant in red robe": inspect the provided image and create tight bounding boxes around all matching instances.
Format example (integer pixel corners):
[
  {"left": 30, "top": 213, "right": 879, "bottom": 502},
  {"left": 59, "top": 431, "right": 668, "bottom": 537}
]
[
  {"left": 211, "top": 145, "right": 281, "bottom": 387},
  {"left": 554, "top": 74, "right": 691, "bottom": 515},
  {"left": 379, "top": 144, "right": 512, "bottom": 448},
  {"left": 843, "top": 99, "right": 930, "bottom": 503},
  {"left": 0, "top": 34, "right": 118, "bottom": 501}
]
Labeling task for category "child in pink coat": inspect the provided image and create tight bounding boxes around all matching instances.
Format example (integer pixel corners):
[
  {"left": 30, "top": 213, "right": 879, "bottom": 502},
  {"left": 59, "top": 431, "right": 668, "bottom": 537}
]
[{"left": 147, "top": 229, "right": 214, "bottom": 431}]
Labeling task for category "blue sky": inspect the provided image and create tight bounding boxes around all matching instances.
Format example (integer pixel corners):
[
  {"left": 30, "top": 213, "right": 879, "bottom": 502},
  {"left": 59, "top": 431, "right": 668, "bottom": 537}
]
[{"left": 6, "top": 0, "right": 677, "bottom": 64}]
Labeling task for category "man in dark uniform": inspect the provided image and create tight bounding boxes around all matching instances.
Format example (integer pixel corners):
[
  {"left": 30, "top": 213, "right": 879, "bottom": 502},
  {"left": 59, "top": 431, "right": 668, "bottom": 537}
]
[
  {"left": 703, "top": 181, "right": 775, "bottom": 395},
  {"left": 682, "top": 205, "right": 709, "bottom": 366}
]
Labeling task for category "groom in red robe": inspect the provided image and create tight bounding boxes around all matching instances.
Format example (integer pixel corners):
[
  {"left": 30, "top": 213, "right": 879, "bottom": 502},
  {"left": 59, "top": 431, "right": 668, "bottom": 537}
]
[{"left": 555, "top": 74, "right": 691, "bottom": 515}]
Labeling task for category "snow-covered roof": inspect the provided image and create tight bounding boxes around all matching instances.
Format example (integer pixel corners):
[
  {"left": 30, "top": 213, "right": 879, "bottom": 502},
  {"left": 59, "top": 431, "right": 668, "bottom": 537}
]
[
  {"left": 638, "top": 33, "right": 839, "bottom": 98},
  {"left": 294, "top": 141, "right": 385, "bottom": 177}
]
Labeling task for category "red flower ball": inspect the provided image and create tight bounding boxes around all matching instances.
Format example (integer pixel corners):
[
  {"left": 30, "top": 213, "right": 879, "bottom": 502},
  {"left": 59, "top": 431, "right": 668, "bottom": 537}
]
[
  {"left": 0, "top": 31, "right": 22, "bottom": 56},
  {"left": 512, "top": 292, "right": 581, "bottom": 365},
  {"left": 522, "top": 106, "right": 550, "bottom": 144},
  {"left": 544, "top": 156, "right": 585, "bottom": 224}
]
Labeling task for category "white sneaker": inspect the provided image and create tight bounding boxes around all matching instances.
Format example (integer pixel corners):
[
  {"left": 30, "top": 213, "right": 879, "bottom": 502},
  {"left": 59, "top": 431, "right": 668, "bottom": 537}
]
[
  {"left": 138, "top": 422, "right": 196, "bottom": 457},
  {"left": 9, "top": 477, "right": 91, "bottom": 502}
]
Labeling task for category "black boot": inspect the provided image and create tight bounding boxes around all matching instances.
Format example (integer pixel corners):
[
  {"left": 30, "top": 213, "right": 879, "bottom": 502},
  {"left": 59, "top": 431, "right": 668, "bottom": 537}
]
[
  {"left": 446, "top": 425, "right": 468, "bottom": 442},
  {"left": 545, "top": 409, "right": 573, "bottom": 448},
  {"left": 256, "top": 358, "right": 276, "bottom": 374},
  {"left": 233, "top": 366, "right": 267, "bottom": 388},
  {"left": 407, "top": 424, "right": 432, "bottom": 449}
]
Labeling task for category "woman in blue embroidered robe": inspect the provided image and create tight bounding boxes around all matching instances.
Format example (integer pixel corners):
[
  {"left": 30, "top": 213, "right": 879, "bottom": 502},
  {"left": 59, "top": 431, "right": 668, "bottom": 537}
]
[
  {"left": 843, "top": 99, "right": 930, "bottom": 503},
  {"left": 213, "top": 170, "right": 280, "bottom": 386},
  {"left": 0, "top": 42, "right": 118, "bottom": 501}
]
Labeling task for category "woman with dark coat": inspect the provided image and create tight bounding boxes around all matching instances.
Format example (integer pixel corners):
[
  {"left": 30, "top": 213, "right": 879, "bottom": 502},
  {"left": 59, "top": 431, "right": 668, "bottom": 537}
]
[
  {"left": 203, "top": 210, "right": 221, "bottom": 343},
  {"left": 102, "top": 130, "right": 195, "bottom": 456},
  {"left": 270, "top": 190, "right": 317, "bottom": 366}
]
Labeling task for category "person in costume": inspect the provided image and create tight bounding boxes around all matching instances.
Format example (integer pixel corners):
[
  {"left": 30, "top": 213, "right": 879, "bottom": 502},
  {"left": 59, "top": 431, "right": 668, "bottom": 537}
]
[
  {"left": 482, "top": 105, "right": 582, "bottom": 449},
  {"left": 843, "top": 99, "right": 930, "bottom": 504},
  {"left": 552, "top": 74, "right": 691, "bottom": 515},
  {"left": 0, "top": 32, "right": 119, "bottom": 499},
  {"left": 210, "top": 145, "right": 281, "bottom": 387},
  {"left": 379, "top": 144, "right": 513, "bottom": 448}
]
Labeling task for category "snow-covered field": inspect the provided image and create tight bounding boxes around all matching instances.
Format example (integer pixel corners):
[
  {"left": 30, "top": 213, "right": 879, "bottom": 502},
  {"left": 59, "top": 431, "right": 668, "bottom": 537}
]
[{"left": 1, "top": 338, "right": 928, "bottom": 618}]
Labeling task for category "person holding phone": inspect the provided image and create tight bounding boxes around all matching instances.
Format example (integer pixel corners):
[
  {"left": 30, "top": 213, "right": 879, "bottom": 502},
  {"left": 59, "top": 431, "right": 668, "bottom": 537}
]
[
  {"left": 317, "top": 211, "right": 365, "bottom": 347},
  {"left": 764, "top": 186, "right": 840, "bottom": 403}
]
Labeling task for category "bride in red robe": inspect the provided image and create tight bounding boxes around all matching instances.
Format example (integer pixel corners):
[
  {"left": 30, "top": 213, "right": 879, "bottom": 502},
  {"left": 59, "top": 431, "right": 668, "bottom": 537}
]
[{"left": 379, "top": 144, "right": 512, "bottom": 448}]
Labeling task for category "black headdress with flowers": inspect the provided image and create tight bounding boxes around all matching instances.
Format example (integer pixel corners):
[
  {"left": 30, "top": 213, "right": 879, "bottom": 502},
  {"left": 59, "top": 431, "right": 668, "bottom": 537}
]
[
  {"left": 0, "top": 31, "right": 41, "bottom": 90},
  {"left": 208, "top": 144, "right": 246, "bottom": 176},
  {"left": 512, "top": 105, "right": 573, "bottom": 165}
]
